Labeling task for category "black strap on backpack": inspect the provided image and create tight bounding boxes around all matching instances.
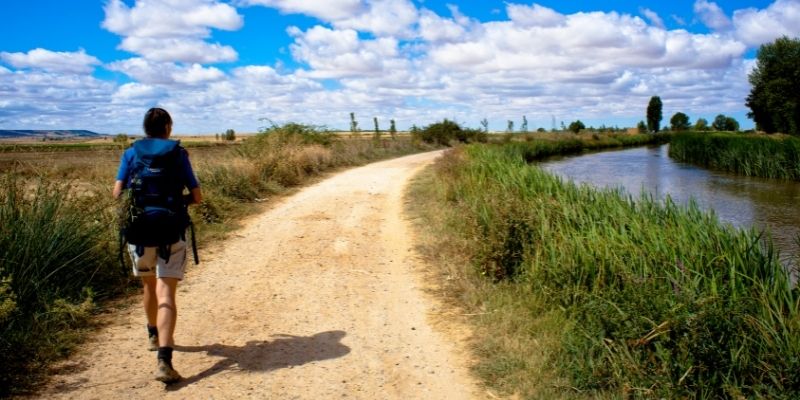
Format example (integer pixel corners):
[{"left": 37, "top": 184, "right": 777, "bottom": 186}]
[
  {"left": 119, "top": 228, "right": 128, "bottom": 274},
  {"left": 189, "top": 220, "right": 199, "bottom": 265}
]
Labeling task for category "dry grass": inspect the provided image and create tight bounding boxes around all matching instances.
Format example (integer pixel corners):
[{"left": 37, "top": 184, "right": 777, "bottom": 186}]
[{"left": 0, "top": 126, "right": 435, "bottom": 396}]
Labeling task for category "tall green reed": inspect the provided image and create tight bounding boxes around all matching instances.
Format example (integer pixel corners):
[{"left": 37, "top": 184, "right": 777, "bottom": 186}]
[
  {"left": 428, "top": 141, "right": 798, "bottom": 398},
  {"left": 0, "top": 175, "right": 120, "bottom": 313},
  {"left": 669, "top": 132, "right": 800, "bottom": 180}
]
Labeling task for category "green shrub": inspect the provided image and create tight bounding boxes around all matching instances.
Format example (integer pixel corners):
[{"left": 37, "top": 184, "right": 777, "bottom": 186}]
[
  {"left": 413, "top": 119, "right": 486, "bottom": 145},
  {"left": 254, "top": 122, "right": 335, "bottom": 146},
  {"left": 460, "top": 128, "right": 489, "bottom": 143},
  {"left": 568, "top": 120, "right": 585, "bottom": 133}
]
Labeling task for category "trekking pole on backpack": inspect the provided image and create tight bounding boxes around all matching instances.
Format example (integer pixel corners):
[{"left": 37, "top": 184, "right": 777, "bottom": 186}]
[
  {"left": 118, "top": 191, "right": 131, "bottom": 275},
  {"left": 189, "top": 219, "right": 199, "bottom": 265},
  {"left": 118, "top": 228, "right": 128, "bottom": 274}
]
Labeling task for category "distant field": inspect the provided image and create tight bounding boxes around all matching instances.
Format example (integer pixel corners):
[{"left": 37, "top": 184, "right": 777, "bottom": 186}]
[
  {"left": 0, "top": 138, "right": 238, "bottom": 153},
  {"left": 0, "top": 143, "right": 233, "bottom": 182}
]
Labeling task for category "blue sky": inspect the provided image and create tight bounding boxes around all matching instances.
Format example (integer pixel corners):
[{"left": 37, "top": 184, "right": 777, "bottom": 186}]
[{"left": 0, "top": 0, "right": 798, "bottom": 133}]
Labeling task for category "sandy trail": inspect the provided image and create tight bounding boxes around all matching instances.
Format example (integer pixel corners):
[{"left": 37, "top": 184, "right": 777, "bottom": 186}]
[{"left": 39, "top": 150, "right": 479, "bottom": 399}]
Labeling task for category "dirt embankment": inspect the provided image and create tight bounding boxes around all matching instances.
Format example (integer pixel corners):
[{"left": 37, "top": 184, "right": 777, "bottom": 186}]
[{"left": 37, "top": 150, "right": 480, "bottom": 399}]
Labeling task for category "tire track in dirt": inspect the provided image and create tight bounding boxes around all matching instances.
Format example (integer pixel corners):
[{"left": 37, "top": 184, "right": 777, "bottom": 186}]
[{"left": 38, "top": 150, "right": 479, "bottom": 399}]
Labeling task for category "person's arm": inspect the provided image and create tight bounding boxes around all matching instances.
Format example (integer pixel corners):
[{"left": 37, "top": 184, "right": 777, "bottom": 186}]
[
  {"left": 113, "top": 180, "right": 124, "bottom": 199},
  {"left": 113, "top": 149, "right": 132, "bottom": 199},
  {"left": 181, "top": 148, "right": 202, "bottom": 205},
  {"left": 187, "top": 187, "right": 203, "bottom": 205}
]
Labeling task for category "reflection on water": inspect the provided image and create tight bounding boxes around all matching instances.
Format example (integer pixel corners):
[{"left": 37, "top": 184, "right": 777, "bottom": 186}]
[{"left": 539, "top": 144, "right": 800, "bottom": 263}]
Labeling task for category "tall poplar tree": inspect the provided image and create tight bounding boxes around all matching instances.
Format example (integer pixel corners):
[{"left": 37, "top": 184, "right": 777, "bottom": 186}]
[
  {"left": 647, "top": 96, "right": 663, "bottom": 133},
  {"left": 746, "top": 36, "right": 800, "bottom": 135}
]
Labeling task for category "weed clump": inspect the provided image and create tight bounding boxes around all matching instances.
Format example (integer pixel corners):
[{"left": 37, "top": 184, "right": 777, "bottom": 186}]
[{"left": 0, "top": 175, "right": 122, "bottom": 395}]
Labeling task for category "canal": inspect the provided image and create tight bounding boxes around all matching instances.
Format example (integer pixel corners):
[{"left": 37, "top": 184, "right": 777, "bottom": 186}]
[{"left": 539, "top": 144, "right": 800, "bottom": 265}]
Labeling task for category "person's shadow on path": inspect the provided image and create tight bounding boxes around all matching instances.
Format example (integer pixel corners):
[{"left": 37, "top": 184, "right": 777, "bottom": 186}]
[{"left": 167, "top": 330, "right": 350, "bottom": 390}]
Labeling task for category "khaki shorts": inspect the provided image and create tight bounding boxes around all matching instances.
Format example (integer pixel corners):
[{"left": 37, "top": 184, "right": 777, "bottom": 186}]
[{"left": 128, "top": 240, "right": 187, "bottom": 280}]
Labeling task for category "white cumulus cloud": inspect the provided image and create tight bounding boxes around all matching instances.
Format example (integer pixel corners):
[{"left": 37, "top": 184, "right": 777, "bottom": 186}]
[
  {"left": 732, "top": 0, "right": 800, "bottom": 46},
  {"left": 0, "top": 48, "right": 100, "bottom": 74},
  {"left": 288, "top": 25, "right": 403, "bottom": 78},
  {"left": 112, "top": 82, "right": 166, "bottom": 104},
  {"left": 333, "top": 0, "right": 418, "bottom": 37},
  {"left": 242, "top": 0, "right": 364, "bottom": 20},
  {"left": 0, "top": 68, "right": 120, "bottom": 130},
  {"left": 173, "top": 63, "right": 225, "bottom": 84},
  {"left": 108, "top": 58, "right": 180, "bottom": 85},
  {"left": 246, "top": 0, "right": 418, "bottom": 37},
  {"left": 427, "top": 7, "right": 744, "bottom": 77},
  {"left": 640, "top": 8, "right": 665, "bottom": 29},
  {"left": 108, "top": 58, "right": 226, "bottom": 85},
  {"left": 506, "top": 3, "right": 565, "bottom": 27},
  {"left": 694, "top": 0, "right": 732, "bottom": 30},
  {"left": 119, "top": 37, "right": 237, "bottom": 63},
  {"left": 418, "top": 9, "right": 467, "bottom": 43},
  {"left": 103, "top": 0, "right": 243, "bottom": 38},
  {"left": 102, "top": 0, "right": 242, "bottom": 63}
]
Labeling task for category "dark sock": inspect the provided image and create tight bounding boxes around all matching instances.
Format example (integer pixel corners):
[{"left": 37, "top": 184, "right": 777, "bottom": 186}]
[
  {"left": 147, "top": 324, "right": 158, "bottom": 338},
  {"left": 157, "top": 347, "right": 174, "bottom": 367}
]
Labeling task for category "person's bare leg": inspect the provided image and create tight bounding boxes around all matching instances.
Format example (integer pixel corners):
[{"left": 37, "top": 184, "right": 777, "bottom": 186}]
[
  {"left": 142, "top": 276, "right": 159, "bottom": 350},
  {"left": 154, "top": 277, "right": 181, "bottom": 382},
  {"left": 156, "top": 277, "right": 178, "bottom": 347},
  {"left": 142, "top": 276, "right": 157, "bottom": 327}
]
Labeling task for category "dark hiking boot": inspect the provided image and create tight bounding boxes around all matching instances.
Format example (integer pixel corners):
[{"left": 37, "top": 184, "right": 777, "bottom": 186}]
[
  {"left": 147, "top": 325, "right": 158, "bottom": 351},
  {"left": 155, "top": 359, "right": 181, "bottom": 383},
  {"left": 148, "top": 333, "right": 159, "bottom": 351}
]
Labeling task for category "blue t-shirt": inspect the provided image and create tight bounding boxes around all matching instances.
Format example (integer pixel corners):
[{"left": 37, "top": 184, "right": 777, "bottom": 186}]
[{"left": 116, "top": 139, "right": 199, "bottom": 190}]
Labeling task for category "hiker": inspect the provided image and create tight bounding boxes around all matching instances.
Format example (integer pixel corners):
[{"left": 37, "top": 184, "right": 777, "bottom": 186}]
[{"left": 112, "top": 107, "right": 202, "bottom": 383}]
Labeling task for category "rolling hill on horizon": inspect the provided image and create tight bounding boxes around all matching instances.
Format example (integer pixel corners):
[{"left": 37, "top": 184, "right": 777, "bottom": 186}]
[{"left": 0, "top": 130, "right": 105, "bottom": 139}]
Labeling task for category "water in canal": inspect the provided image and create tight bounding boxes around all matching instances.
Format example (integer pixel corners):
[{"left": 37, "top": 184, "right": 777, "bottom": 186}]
[{"left": 538, "top": 144, "right": 800, "bottom": 264}]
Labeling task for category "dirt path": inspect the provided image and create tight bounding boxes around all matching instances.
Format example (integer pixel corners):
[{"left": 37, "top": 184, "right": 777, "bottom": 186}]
[{"left": 39, "top": 150, "right": 480, "bottom": 399}]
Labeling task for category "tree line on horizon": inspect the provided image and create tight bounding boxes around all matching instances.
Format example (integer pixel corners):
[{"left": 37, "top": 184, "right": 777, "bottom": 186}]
[
  {"left": 345, "top": 36, "right": 799, "bottom": 138},
  {"left": 639, "top": 96, "right": 741, "bottom": 134}
]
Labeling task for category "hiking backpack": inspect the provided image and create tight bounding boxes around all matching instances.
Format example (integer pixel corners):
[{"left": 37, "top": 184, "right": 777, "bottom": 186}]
[{"left": 119, "top": 139, "right": 198, "bottom": 267}]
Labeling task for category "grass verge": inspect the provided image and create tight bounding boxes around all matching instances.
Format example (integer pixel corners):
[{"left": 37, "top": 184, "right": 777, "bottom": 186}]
[
  {"left": 0, "top": 124, "right": 435, "bottom": 396},
  {"left": 408, "top": 137, "right": 798, "bottom": 399},
  {"left": 669, "top": 131, "right": 800, "bottom": 180},
  {"left": 0, "top": 175, "right": 121, "bottom": 395}
]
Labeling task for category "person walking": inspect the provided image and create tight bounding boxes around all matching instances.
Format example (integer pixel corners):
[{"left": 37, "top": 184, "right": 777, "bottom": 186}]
[{"left": 113, "top": 107, "right": 202, "bottom": 383}]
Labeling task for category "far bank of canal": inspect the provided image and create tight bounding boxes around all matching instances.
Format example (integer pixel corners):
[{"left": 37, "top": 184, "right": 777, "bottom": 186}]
[{"left": 539, "top": 144, "right": 800, "bottom": 265}]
